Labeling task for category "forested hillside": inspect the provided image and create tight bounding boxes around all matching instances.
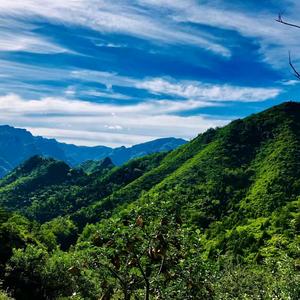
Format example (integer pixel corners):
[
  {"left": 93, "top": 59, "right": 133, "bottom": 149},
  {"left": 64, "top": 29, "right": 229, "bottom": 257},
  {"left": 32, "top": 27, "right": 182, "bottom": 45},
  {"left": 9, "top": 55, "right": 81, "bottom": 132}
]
[
  {"left": 1, "top": 102, "right": 300, "bottom": 299},
  {"left": 0, "top": 153, "right": 166, "bottom": 223}
]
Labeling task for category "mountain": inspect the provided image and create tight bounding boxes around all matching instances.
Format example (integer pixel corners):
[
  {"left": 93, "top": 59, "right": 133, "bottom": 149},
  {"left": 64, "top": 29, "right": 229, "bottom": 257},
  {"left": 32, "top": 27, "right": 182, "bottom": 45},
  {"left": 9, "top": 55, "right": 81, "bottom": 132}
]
[
  {"left": 0, "top": 152, "right": 166, "bottom": 222},
  {"left": 78, "top": 157, "right": 115, "bottom": 175},
  {"left": 0, "top": 125, "right": 186, "bottom": 177},
  {"left": 1, "top": 102, "right": 300, "bottom": 299},
  {"left": 108, "top": 137, "right": 188, "bottom": 165}
]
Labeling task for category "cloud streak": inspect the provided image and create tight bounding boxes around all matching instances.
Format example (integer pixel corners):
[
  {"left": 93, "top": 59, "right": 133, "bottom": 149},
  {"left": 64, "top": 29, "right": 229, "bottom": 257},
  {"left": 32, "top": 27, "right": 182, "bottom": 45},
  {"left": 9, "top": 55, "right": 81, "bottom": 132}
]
[
  {"left": 0, "top": 16, "right": 71, "bottom": 54},
  {"left": 136, "top": 78, "right": 281, "bottom": 102},
  {"left": 0, "top": 0, "right": 231, "bottom": 57},
  {"left": 0, "top": 93, "right": 230, "bottom": 146},
  {"left": 70, "top": 69, "right": 281, "bottom": 103},
  {"left": 0, "top": 68, "right": 282, "bottom": 147},
  {"left": 0, "top": 59, "right": 281, "bottom": 103},
  {"left": 138, "top": 0, "right": 300, "bottom": 69}
]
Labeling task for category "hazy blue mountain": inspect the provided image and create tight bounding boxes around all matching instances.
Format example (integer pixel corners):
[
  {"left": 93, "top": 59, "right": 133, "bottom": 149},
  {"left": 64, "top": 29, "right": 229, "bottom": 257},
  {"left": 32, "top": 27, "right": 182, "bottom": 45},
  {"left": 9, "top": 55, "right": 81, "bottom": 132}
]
[
  {"left": 0, "top": 126, "right": 67, "bottom": 177},
  {"left": 0, "top": 125, "right": 186, "bottom": 177},
  {"left": 57, "top": 143, "right": 112, "bottom": 166},
  {"left": 109, "top": 137, "right": 187, "bottom": 165}
]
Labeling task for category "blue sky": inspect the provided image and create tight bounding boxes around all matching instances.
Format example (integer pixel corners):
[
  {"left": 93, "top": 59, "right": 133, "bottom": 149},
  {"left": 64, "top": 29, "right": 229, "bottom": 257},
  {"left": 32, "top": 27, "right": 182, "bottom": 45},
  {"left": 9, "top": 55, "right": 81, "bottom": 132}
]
[{"left": 0, "top": 0, "right": 300, "bottom": 147}]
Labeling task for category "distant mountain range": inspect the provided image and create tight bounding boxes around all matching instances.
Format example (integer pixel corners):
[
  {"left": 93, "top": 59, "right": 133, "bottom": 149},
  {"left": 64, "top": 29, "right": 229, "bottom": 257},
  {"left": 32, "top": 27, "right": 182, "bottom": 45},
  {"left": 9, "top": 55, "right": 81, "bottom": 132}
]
[{"left": 0, "top": 125, "right": 186, "bottom": 177}]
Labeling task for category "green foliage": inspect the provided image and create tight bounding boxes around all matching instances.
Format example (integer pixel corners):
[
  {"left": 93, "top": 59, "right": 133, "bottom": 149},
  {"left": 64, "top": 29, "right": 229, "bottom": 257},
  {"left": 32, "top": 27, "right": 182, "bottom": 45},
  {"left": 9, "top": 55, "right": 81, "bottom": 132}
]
[
  {"left": 1, "top": 102, "right": 300, "bottom": 299},
  {"left": 0, "top": 290, "right": 12, "bottom": 300},
  {"left": 38, "top": 217, "right": 78, "bottom": 250},
  {"left": 213, "top": 256, "right": 300, "bottom": 300},
  {"left": 0, "top": 213, "right": 38, "bottom": 269},
  {"left": 5, "top": 245, "right": 48, "bottom": 300}
]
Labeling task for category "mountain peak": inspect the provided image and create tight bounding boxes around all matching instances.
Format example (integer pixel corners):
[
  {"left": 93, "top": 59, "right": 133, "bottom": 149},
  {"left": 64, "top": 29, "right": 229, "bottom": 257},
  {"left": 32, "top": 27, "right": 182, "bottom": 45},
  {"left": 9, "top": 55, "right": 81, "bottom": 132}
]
[
  {"left": 15, "top": 155, "right": 70, "bottom": 177},
  {"left": 79, "top": 157, "right": 115, "bottom": 175},
  {"left": 100, "top": 157, "right": 114, "bottom": 168},
  {"left": 274, "top": 100, "right": 300, "bottom": 108},
  {"left": 19, "top": 155, "right": 50, "bottom": 173},
  {"left": 240, "top": 101, "right": 300, "bottom": 126},
  {"left": 261, "top": 101, "right": 300, "bottom": 116}
]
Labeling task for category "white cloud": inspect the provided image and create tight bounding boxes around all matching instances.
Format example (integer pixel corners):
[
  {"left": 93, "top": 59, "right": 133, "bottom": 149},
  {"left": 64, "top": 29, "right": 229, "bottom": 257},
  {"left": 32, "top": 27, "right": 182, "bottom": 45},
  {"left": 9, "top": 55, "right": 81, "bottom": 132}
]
[
  {"left": 0, "top": 31, "right": 68, "bottom": 54},
  {"left": 83, "top": 90, "right": 131, "bottom": 100},
  {"left": 137, "top": 0, "right": 300, "bottom": 69},
  {"left": 0, "top": 78, "right": 282, "bottom": 146},
  {"left": 136, "top": 78, "right": 281, "bottom": 102},
  {"left": 0, "top": 16, "right": 71, "bottom": 54},
  {"left": 26, "top": 127, "right": 150, "bottom": 148},
  {"left": 0, "top": 0, "right": 230, "bottom": 57},
  {"left": 0, "top": 60, "right": 280, "bottom": 104},
  {"left": 0, "top": 59, "right": 71, "bottom": 81},
  {"left": 0, "top": 0, "right": 299, "bottom": 67},
  {"left": 279, "top": 79, "right": 300, "bottom": 86},
  {"left": 95, "top": 42, "right": 127, "bottom": 48},
  {"left": 70, "top": 69, "right": 281, "bottom": 103},
  {"left": 0, "top": 60, "right": 282, "bottom": 147},
  {"left": 104, "top": 125, "right": 123, "bottom": 130},
  {"left": 0, "top": 93, "right": 229, "bottom": 146}
]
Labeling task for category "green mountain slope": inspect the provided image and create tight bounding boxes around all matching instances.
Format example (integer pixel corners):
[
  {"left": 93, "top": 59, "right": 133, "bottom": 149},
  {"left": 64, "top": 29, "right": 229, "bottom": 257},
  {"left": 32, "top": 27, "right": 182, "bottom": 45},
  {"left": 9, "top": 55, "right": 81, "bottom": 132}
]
[
  {"left": 71, "top": 125, "right": 215, "bottom": 226},
  {"left": 0, "top": 153, "right": 167, "bottom": 222},
  {"left": 124, "top": 101, "right": 300, "bottom": 260},
  {"left": 73, "top": 102, "right": 300, "bottom": 227},
  {"left": 1, "top": 102, "right": 300, "bottom": 299}
]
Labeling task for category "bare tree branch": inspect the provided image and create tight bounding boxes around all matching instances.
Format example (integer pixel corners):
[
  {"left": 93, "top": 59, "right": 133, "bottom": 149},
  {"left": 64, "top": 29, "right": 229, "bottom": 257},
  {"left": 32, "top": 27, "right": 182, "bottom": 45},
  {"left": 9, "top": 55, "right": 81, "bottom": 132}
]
[
  {"left": 135, "top": 254, "right": 150, "bottom": 300},
  {"left": 276, "top": 13, "right": 300, "bottom": 80},
  {"left": 276, "top": 13, "right": 300, "bottom": 29},
  {"left": 157, "top": 255, "right": 165, "bottom": 276},
  {"left": 289, "top": 52, "right": 300, "bottom": 80}
]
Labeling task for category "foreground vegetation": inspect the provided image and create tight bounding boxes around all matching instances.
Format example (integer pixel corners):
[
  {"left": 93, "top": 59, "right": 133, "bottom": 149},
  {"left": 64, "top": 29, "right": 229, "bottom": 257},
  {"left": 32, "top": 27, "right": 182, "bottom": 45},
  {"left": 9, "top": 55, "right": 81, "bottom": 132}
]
[{"left": 1, "top": 102, "right": 300, "bottom": 299}]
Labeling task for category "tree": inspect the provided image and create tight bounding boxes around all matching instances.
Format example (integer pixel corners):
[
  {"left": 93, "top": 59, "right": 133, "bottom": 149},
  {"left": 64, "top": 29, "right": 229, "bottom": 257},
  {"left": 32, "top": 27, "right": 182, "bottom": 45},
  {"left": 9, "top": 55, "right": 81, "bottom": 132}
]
[{"left": 276, "top": 13, "right": 300, "bottom": 79}]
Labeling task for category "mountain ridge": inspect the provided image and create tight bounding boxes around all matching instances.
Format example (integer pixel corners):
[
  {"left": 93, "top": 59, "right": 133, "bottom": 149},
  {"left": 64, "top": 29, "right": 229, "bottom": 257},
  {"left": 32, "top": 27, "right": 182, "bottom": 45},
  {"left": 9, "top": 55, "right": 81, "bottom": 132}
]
[{"left": 0, "top": 125, "right": 186, "bottom": 177}]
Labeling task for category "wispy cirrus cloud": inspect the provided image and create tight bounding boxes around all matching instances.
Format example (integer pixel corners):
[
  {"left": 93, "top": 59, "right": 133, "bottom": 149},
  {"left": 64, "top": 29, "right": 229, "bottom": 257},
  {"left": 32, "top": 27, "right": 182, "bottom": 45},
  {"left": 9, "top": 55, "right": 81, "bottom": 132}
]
[
  {"left": 0, "top": 0, "right": 231, "bottom": 57},
  {"left": 0, "top": 59, "right": 280, "bottom": 104},
  {"left": 138, "top": 0, "right": 300, "bottom": 69},
  {"left": 0, "top": 16, "right": 71, "bottom": 54},
  {"left": 70, "top": 69, "right": 281, "bottom": 103},
  {"left": 136, "top": 78, "right": 281, "bottom": 102},
  {"left": 0, "top": 31, "right": 69, "bottom": 54}
]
